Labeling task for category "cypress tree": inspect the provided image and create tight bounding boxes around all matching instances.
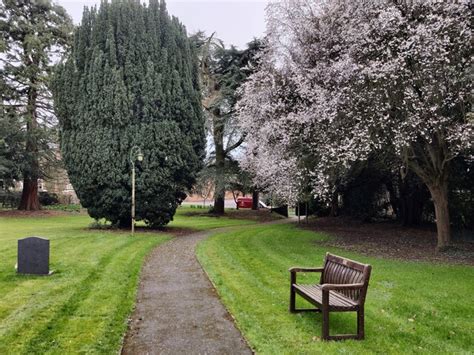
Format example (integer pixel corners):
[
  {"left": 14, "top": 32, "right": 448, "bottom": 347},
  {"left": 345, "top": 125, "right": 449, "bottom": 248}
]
[{"left": 53, "top": 0, "right": 205, "bottom": 227}]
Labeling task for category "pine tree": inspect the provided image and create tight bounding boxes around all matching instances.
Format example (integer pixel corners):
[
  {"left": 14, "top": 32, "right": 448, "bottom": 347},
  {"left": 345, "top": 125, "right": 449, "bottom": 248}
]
[
  {"left": 53, "top": 0, "right": 205, "bottom": 227},
  {"left": 0, "top": 0, "right": 72, "bottom": 209}
]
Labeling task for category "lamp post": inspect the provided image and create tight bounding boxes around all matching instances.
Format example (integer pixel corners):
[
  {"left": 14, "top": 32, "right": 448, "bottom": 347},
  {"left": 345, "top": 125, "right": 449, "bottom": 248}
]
[{"left": 130, "top": 146, "right": 143, "bottom": 235}]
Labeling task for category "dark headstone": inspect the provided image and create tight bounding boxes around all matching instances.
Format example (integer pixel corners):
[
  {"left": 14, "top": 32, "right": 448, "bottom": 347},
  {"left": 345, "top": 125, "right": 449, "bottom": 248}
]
[{"left": 17, "top": 237, "right": 50, "bottom": 275}]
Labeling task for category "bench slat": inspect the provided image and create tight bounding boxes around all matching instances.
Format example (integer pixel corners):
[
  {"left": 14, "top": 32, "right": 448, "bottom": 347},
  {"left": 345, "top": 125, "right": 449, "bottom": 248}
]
[
  {"left": 293, "top": 284, "right": 358, "bottom": 310},
  {"left": 326, "top": 253, "right": 367, "bottom": 272},
  {"left": 323, "top": 260, "right": 365, "bottom": 301}
]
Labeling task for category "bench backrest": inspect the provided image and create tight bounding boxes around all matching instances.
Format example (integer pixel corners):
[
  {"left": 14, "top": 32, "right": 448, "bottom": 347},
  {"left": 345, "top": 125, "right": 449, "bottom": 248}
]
[{"left": 321, "top": 253, "right": 372, "bottom": 304}]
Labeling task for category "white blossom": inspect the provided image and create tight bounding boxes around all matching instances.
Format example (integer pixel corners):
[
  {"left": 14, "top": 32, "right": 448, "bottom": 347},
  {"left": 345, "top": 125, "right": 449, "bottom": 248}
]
[{"left": 237, "top": 0, "right": 472, "bottom": 206}]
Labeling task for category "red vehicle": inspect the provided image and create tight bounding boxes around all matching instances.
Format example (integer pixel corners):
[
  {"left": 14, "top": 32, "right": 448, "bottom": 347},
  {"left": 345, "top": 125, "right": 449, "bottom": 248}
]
[{"left": 236, "top": 197, "right": 253, "bottom": 209}]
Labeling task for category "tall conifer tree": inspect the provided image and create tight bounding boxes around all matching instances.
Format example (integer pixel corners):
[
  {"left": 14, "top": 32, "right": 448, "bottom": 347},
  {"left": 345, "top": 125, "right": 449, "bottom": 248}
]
[
  {"left": 1, "top": 0, "right": 72, "bottom": 209},
  {"left": 192, "top": 33, "right": 262, "bottom": 214},
  {"left": 53, "top": 0, "right": 205, "bottom": 227}
]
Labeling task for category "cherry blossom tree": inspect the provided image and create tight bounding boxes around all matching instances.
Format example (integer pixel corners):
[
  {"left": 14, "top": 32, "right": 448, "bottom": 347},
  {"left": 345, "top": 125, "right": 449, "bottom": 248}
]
[{"left": 238, "top": 0, "right": 472, "bottom": 250}]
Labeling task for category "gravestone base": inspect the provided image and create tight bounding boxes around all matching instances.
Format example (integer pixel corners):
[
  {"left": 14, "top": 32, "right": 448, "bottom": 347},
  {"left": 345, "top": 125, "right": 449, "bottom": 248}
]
[{"left": 15, "top": 264, "right": 54, "bottom": 276}]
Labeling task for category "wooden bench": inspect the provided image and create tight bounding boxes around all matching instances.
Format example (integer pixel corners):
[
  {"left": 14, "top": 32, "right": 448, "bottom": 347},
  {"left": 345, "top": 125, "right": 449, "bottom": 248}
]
[{"left": 289, "top": 252, "right": 372, "bottom": 340}]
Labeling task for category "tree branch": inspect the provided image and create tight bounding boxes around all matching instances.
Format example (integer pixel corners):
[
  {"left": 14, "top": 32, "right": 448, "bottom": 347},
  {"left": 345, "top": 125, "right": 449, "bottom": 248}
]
[{"left": 224, "top": 133, "right": 247, "bottom": 154}]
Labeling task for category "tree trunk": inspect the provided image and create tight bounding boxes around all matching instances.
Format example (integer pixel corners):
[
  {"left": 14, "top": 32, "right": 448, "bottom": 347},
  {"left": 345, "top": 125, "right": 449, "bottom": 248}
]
[
  {"left": 213, "top": 157, "right": 226, "bottom": 215},
  {"left": 305, "top": 201, "right": 309, "bottom": 224},
  {"left": 252, "top": 190, "right": 259, "bottom": 210},
  {"left": 213, "top": 147, "right": 226, "bottom": 215},
  {"left": 385, "top": 179, "right": 400, "bottom": 220},
  {"left": 330, "top": 191, "right": 338, "bottom": 217},
  {"left": 232, "top": 191, "right": 239, "bottom": 209},
  {"left": 427, "top": 181, "right": 451, "bottom": 251},
  {"left": 214, "top": 193, "right": 225, "bottom": 214},
  {"left": 18, "top": 179, "right": 40, "bottom": 210},
  {"left": 213, "top": 114, "right": 226, "bottom": 215},
  {"left": 19, "top": 79, "right": 40, "bottom": 210}
]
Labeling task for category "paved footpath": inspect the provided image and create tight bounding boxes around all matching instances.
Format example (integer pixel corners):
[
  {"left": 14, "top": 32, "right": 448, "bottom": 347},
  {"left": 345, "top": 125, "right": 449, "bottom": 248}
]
[{"left": 121, "top": 229, "right": 252, "bottom": 355}]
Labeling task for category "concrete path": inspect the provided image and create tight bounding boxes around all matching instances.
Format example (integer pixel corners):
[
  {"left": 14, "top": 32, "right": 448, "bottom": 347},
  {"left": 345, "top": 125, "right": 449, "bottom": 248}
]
[{"left": 121, "top": 229, "right": 252, "bottom": 355}]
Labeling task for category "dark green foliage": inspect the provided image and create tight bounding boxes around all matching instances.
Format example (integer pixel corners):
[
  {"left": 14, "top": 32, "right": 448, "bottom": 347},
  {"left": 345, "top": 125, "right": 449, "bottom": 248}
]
[
  {"left": 296, "top": 197, "right": 331, "bottom": 217},
  {"left": 334, "top": 153, "right": 473, "bottom": 232},
  {"left": 449, "top": 155, "right": 474, "bottom": 231},
  {"left": 53, "top": 0, "right": 205, "bottom": 227},
  {"left": 227, "top": 162, "right": 254, "bottom": 196},
  {"left": 335, "top": 155, "right": 433, "bottom": 224},
  {"left": 0, "top": 108, "right": 23, "bottom": 187},
  {"left": 393, "top": 171, "right": 431, "bottom": 227},
  {"left": 38, "top": 191, "right": 59, "bottom": 206},
  {"left": 0, "top": 190, "right": 20, "bottom": 208},
  {"left": 335, "top": 157, "right": 391, "bottom": 222}
]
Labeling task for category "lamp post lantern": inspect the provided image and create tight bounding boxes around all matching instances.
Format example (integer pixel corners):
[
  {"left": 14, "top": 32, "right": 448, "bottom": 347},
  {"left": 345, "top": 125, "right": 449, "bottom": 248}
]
[{"left": 130, "top": 146, "right": 143, "bottom": 235}]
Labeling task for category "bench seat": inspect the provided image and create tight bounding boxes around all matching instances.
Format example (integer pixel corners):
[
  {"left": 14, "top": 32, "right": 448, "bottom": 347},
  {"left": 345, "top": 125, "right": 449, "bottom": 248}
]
[{"left": 293, "top": 284, "right": 358, "bottom": 311}]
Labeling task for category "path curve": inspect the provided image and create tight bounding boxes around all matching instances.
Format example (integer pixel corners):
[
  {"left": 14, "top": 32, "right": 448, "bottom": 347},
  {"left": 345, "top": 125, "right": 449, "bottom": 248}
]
[{"left": 121, "top": 228, "right": 252, "bottom": 355}]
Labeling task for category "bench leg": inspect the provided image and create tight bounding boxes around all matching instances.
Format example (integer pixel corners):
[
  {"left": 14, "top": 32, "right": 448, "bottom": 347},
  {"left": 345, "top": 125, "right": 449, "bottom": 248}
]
[
  {"left": 289, "top": 286, "right": 321, "bottom": 313},
  {"left": 322, "top": 309, "right": 364, "bottom": 341},
  {"left": 289, "top": 272, "right": 296, "bottom": 313},
  {"left": 357, "top": 307, "right": 365, "bottom": 340},
  {"left": 289, "top": 285, "right": 296, "bottom": 313},
  {"left": 322, "top": 307, "right": 330, "bottom": 340}
]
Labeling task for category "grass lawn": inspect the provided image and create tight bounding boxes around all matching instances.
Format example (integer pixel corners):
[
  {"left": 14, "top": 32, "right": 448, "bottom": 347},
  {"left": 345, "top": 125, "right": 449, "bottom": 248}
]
[
  {"left": 0, "top": 214, "right": 169, "bottom": 354},
  {"left": 197, "top": 223, "right": 474, "bottom": 354},
  {"left": 169, "top": 206, "right": 258, "bottom": 230},
  {"left": 0, "top": 207, "right": 256, "bottom": 354}
]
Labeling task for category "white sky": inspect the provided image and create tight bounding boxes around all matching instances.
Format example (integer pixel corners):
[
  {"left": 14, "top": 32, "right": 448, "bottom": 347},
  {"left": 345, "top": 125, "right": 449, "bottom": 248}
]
[{"left": 58, "top": 0, "right": 269, "bottom": 49}]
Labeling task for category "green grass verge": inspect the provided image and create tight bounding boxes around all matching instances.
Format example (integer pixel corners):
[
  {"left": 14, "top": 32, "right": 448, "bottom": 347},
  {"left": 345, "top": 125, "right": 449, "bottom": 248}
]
[
  {"left": 0, "top": 214, "right": 169, "bottom": 354},
  {"left": 197, "top": 223, "right": 474, "bottom": 354},
  {"left": 43, "top": 204, "right": 82, "bottom": 213},
  {"left": 168, "top": 206, "right": 258, "bottom": 230}
]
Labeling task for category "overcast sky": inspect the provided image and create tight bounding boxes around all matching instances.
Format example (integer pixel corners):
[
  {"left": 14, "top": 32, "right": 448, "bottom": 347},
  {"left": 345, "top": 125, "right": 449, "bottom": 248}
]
[{"left": 58, "top": 0, "right": 269, "bottom": 49}]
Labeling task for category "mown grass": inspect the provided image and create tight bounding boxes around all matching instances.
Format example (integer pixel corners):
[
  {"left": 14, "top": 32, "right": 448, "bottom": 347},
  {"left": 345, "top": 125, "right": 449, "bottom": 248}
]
[
  {"left": 0, "top": 214, "right": 168, "bottom": 354},
  {"left": 197, "top": 223, "right": 474, "bottom": 354},
  {"left": 43, "top": 204, "right": 82, "bottom": 213},
  {"left": 169, "top": 206, "right": 258, "bottom": 230}
]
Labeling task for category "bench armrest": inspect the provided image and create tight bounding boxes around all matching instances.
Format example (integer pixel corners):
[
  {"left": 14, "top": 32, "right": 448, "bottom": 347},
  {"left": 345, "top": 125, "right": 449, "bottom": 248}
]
[
  {"left": 289, "top": 267, "right": 324, "bottom": 285},
  {"left": 321, "top": 283, "right": 365, "bottom": 291},
  {"left": 289, "top": 267, "right": 324, "bottom": 273}
]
